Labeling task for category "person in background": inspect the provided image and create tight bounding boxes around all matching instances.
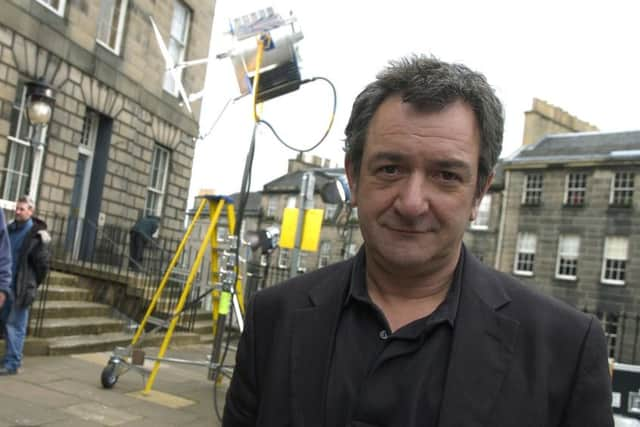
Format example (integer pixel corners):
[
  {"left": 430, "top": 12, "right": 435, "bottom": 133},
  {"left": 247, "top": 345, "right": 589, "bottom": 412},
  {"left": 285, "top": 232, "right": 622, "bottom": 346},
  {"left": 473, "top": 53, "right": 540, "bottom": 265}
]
[
  {"left": 0, "top": 209, "right": 12, "bottom": 313},
  {"left": 1, "top": 195, "right": 50, "bottom": 376},
  {"left": 223, "top": 55, "right": 613, "bottom": 426},
  {"left": 129, "top": 214, "right": 160, "bottom": 272}
]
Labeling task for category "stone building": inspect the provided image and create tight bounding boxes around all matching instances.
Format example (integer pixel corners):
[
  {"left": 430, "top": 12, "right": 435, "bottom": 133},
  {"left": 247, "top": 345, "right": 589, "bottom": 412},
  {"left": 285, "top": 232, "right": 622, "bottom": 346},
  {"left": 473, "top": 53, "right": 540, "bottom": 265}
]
[
  {"left": 0, "top": 0, "right": 215, "bottom": 254},
  {"left": 498, "top": 130, "right": 639, "bottom": 361},
  {"left": 259, "top": 153, "right": 362, "bottom": 278},
  {"left": 466, "top": 99, "right": 639, "bottom": 362}
]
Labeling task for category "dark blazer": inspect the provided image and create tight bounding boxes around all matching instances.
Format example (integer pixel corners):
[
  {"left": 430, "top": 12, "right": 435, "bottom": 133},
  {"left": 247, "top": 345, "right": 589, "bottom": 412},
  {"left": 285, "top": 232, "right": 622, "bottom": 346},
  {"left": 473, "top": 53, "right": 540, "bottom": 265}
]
[{"left": 224, "top": 248, "right": 613, "bottom": 426}]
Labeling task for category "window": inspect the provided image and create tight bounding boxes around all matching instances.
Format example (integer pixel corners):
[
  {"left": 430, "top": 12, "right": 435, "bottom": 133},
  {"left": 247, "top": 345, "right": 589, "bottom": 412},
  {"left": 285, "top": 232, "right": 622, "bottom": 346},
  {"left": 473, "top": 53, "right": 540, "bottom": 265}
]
[
  {"left": 318, "top": 241, "right": 331, "bottom": 268},
  {"left": 601, "top": 237, "right": 628, "bottom": 285},
  {"left": 324, "top": 204, "right": 337, "bottom": 222},
  {"left": 471, "top": 194, "right": 491, "bottom": 229},
  {"left": 277, "top": 248, "right": 290, "bottom": 268},
  {"left": 522, "top": 173, "right": 543, "bottom": 205},
  {"left": 555, "top": 235, "right": 580, "bottom": 280},
  {"left": 345, "top": 243, "right": 358, "bottom": 258},
  {"left": 36, "top": 0, "right": 66, "bottom": 15},
  {"left": 2, "top": 82, "right": 47, "bottom": 204},
  {"left": 287, "top": 196, "right": 297, "bottom": 208},
  {"left": 145, "top": 144, "right": 170, "bottom": 217},
  {"left": 96, "top": 0, "right": 128, "bottom": 54},
  {"left": 564, "top": 173, "right": 587, "bottom": 206},
  {"left": 610, "top": 172, "right": 634, "bottom": 207},
  {"left": 163, "top": 0, "right": 191, "bottom": 95},
  {"left": 297, "top": 251, "right": 307, "bottom": 273},
  {"left": 597, "top": 312, "right": 619, "bottom": 358},
  {"left": 514, "top": 232, "right": 536, "bottom": 276},
  {"left": 266, "top": 197, "right": 278, "bottom": 217}
]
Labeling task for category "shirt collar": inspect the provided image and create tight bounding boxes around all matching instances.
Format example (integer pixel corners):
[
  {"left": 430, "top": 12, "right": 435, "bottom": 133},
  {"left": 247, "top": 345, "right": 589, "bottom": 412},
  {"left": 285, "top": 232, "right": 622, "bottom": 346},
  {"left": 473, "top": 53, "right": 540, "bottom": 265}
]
[{"left": 345, "top": 246, "right": 464, "bottom": 327}]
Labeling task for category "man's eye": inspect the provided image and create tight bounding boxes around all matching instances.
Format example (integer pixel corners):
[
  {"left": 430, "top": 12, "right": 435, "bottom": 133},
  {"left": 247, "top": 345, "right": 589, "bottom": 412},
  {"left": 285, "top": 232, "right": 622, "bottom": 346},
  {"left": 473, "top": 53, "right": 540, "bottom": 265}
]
[
  {"left": 380, "top": 165, "right": 399, "bottom": 175},
  {"left": 439, "top": 171, "right": 460, "bottom": 182}
]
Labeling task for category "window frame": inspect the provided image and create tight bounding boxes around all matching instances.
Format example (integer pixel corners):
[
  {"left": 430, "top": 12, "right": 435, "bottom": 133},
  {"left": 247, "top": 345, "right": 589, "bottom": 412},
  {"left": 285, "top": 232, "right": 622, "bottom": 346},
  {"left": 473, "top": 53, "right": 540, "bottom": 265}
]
[
  {"left": 96, "top": 0, "right": 129, "bottom": 55},
  {"left": 277, "top": 248, "right": 290, "bottom": 269},
  {"left": 522, "top": 173, "right": 543, "bottom": 206},
  {"left": 1, "top": 83, "right": 48, "bottom": 207},
  {"left": 265, "top": 197, "right": 278, "bottom": 218},
  {"left": 513, "top": 232, "right": 537, "bottom": 276},
  {"left": 609, "top": 171, "right": 635, "bottom": 207},
  {"left": 471, "top": 194, "right": 491, "bottom": 230},
  {"left": 601, "top": 236, "right": 628, "bottom": 286},
  {"left": 555, "top": 235, "right": 580, "bottom": 281},
  {"left": 323, "top": 204, "right": 337, "bottom": 222},
  {"left": 163, "top": 0, "right": 192, "bottom": 96},
  {"left": 318, "top": 241, "right": 331, "bottom": 268},
  {"left": 564, "top": 172, "right": 587, "bottom": 207},
  {"left": 597, "top": 311, "right": 619, "bottom": 358},
  {"left": 36, "top": 0, "right": 66, "bottom": 16},
  {"left": 144, "top": 144, "right": 170, "bottom": 217}
]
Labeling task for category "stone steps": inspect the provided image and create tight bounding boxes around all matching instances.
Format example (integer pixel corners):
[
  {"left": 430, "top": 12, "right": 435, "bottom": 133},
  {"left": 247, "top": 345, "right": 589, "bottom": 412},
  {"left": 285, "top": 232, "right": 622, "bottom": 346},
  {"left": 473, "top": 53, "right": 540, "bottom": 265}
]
[
  {"left": 33, "top": 300, "right": 111, "bottom": 318},
  {"left": 20, "top": 271, "right": 217, "bottom": 356},
  {"left": 36, "top": 316, "right": 126, "bottom": 338},
  {"left": 46, "top": 331, "right": 201, "bottom": 356},
  {"left": 40, "top": 285, "right": 92, "bottom": 301}
]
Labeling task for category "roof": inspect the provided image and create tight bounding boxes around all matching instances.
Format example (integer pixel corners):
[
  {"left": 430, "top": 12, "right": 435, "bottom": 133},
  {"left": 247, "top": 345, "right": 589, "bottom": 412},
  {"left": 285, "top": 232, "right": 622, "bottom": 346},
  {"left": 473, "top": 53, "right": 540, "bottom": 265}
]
[
  {"left": 186, "top": 191, "right": 262, "bottom": 217},
  {"left": 506, "top": 130, "right": 640, "bottom": 166},
  {"left": 263, "top": 168, "right": 346, "bottom": 193}
]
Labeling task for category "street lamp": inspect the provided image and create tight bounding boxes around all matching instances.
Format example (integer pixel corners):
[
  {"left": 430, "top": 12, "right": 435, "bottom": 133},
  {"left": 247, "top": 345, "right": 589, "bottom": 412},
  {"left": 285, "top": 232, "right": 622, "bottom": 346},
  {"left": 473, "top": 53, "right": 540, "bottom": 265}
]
[{"left": 24, "top": 78, "right": 55, "bottom": 196}]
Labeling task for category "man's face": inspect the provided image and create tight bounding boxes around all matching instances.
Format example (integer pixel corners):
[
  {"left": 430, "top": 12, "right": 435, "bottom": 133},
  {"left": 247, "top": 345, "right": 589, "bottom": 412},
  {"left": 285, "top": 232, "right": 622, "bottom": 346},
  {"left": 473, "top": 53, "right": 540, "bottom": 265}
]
[
  {"left": 15, "top": 202, "right": 33, "bottom": 223},
  {"left": 346, "top": 96, "right": 492, "bottom": 275}
]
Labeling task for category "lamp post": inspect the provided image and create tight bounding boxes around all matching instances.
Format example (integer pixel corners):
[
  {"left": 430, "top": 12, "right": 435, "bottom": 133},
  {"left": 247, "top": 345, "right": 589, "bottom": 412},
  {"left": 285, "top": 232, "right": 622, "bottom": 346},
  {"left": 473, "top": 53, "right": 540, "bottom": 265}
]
[{"left": 24, "top": 78, "right": 56, "bottom": 197}]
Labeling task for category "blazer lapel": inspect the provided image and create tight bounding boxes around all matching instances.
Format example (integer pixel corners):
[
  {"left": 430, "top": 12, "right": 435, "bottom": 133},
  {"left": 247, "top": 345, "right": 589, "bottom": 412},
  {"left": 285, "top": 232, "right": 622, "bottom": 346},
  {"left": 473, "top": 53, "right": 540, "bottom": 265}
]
[
  {"left": 290, "top": 263, "right": 351, "bottom": 427},
  {"left": 439, "top": 251, "right": 520, "bottom": 427}
]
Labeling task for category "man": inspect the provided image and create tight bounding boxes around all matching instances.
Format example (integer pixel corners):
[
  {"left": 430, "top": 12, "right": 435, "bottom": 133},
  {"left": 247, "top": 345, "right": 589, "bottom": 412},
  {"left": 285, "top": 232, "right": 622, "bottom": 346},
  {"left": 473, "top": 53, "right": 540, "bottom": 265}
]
[
  {"left": 129, "top": 214, "right": 160, "bottom": 271},
  {"left": 0, "top": 209, "right": 11, "bottom": 311},
  {"left": 224, "top": 56, "right": 613, "bottom": 426},
  {"left": 0, "top": 196, "right": 50, "bottom": 375}
]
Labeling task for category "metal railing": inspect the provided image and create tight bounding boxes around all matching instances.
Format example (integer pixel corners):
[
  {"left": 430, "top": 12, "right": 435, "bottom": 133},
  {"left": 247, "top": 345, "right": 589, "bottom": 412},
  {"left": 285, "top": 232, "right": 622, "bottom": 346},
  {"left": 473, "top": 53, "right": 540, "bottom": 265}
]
[{"left": 29, "top": 212, "right": 200, "bottom": 337}]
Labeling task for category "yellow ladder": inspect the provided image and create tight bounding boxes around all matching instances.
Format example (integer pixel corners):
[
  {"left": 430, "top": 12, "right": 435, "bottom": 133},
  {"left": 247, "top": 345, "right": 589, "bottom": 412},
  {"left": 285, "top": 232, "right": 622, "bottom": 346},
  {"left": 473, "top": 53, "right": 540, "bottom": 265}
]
[{"left": 129, "top": 195, "right": 245, "bottom": 394}]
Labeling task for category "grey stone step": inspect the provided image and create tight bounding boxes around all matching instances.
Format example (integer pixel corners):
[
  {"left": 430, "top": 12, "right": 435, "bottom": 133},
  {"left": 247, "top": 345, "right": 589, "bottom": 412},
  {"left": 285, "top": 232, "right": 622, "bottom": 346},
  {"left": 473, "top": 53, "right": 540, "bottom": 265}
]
[
  {"left": 194, "top": 310, "right": 214, "bottom": 321},
  {"left": 40, "top": 285, "right": 91, "bottom": 302},
  {"left": 36, "top": 316, "right": 126, "bottom": 338},
  {"left": 192, "top": 319, "right": 215, "bottom": 335},
  {"left": 47, "top": 271, "right": 80, "bottom": 287},
  {"left": 46, "top": 331, "right": 202, "bottom": 355},
  {"left": 33, "top": 301, "right": 111, "bottom": 318}
]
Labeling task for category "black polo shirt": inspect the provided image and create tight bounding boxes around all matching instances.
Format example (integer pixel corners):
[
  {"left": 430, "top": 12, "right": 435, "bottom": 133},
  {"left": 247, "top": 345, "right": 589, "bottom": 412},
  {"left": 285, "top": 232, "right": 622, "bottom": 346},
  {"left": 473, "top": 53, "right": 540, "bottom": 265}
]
[{"left": 326, "top": 249, "right": 463, "bottom": 427}]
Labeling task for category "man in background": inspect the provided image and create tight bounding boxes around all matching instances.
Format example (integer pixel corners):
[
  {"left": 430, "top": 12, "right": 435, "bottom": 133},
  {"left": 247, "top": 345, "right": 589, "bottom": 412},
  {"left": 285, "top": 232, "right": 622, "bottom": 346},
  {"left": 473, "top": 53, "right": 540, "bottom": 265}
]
[
  {"left": 0, "top": 195, "right": 50, "bottom": 376},
  {"left": 0, "top": 209, "right": 11, "bottom": 312},
  {"left": 129, "top": 214, "right": 160, "bottom": 272}
]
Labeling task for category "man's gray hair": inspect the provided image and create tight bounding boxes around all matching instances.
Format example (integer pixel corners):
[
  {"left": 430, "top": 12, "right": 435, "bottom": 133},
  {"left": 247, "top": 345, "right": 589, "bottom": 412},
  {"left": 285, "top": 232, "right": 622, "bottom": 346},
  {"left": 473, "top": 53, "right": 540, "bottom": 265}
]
[
  {"left": 344, "top": 54, "right": 504, "bottom": 197},
  {"left": 17, "top": 195, "right": 35, "bottom": 210}
]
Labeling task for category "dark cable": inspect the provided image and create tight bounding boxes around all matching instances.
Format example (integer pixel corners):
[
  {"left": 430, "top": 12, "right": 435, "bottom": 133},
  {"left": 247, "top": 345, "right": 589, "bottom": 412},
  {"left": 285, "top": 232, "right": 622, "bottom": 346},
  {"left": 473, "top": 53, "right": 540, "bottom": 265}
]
[{"left": 257, "top": 76, "right": 337, "bottom": 153}]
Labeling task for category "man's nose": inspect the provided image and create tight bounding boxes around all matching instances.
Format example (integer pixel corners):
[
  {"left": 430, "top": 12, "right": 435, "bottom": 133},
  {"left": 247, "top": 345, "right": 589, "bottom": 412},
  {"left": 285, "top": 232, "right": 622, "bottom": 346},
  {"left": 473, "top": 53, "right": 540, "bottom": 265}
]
[{"left": 394, "top": 174, "right": 429, "bottom": 217}]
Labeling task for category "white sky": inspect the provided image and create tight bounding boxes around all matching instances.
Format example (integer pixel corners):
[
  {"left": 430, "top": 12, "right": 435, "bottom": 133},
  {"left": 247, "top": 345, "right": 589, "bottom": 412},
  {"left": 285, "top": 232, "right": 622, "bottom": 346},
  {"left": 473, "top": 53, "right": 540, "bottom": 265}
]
[{"left": 188, "top": 0, "right": 640, "bottom": 204}]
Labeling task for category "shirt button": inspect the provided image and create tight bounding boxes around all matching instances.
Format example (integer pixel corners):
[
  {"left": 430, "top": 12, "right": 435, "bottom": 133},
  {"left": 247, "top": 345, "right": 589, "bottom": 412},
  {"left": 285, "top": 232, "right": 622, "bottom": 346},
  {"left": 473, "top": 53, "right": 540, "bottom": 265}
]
[{"left": 379, "top": 330, "right": 389, "bottom": 340}]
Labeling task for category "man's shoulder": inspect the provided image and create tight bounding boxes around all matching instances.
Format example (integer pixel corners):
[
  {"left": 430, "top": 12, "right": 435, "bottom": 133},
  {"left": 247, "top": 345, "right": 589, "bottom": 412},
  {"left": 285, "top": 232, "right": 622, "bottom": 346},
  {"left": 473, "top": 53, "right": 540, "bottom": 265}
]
[
  {"left": 464, "top": 253, "right": 592, "bottom": 329},
  {"left": 253, "top": 258, "right": 353, "bottom": 309}
]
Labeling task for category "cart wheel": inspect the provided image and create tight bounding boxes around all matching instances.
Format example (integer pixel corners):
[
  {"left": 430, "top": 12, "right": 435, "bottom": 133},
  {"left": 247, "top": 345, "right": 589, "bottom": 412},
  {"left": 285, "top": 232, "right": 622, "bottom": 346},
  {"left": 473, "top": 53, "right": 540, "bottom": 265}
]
[{"left": 101, "top": 363, "right": 118, "bottom": 389}]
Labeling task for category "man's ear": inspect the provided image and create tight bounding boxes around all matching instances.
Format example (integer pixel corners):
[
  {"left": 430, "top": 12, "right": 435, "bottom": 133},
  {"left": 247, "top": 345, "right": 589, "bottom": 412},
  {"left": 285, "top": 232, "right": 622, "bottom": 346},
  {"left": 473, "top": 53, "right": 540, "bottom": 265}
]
[
  {"left": 345, "top": 156, "right": 358, "bottom": 207},
  {"left": 470, "top": 172, "right": 494, "bottom": 221}
]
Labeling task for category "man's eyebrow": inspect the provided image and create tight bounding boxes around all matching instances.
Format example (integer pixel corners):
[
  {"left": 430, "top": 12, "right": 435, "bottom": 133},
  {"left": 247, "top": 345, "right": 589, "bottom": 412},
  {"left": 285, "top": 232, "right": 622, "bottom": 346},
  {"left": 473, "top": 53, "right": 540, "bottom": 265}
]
[
  {"left": 368, "top": 152, "right": 409, "bottom": 164},
  {"left": 431, "top": 159, "right": 472, "bottom": 171}
]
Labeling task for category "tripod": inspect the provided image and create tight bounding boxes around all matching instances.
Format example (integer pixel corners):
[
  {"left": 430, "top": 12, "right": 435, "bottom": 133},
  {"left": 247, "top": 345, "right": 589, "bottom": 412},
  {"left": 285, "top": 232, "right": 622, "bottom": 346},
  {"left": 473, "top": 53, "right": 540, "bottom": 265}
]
[{"left": 128, "top": 195, "right": 245, "bottom": 394}]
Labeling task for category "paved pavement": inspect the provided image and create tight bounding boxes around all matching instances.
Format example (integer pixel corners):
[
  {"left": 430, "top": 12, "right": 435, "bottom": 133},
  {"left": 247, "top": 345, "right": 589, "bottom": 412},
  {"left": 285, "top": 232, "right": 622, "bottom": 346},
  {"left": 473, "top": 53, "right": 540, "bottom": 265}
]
[{"left": 0, "top": 343, "right": 233, "bottom": 426}]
